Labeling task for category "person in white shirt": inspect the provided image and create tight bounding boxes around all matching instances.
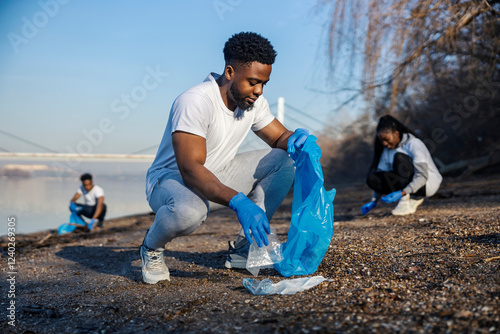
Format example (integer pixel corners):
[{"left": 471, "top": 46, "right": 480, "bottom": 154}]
[
  {"left": 361, "top": 115, "right": 442, "bottom": 216},
  {"left": 140, "top": 32, "right": 313, "bottom": 284},
  {"left": 69, "top": 173, "right": 106, "bottom": 231}
]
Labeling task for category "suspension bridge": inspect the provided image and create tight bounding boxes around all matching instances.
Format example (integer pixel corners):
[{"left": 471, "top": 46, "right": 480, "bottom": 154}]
[{"left": 0, "top": 99, "right": 326, "bottom": 162}]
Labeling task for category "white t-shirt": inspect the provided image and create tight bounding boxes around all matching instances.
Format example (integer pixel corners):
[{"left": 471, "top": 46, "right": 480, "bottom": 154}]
[
  {"left": 377, "top": 133, "right": 442, "bottom": 196},
  {"left": 146, "top": 73, "right": 275, "bottom": 201},
  {"left": 77, "top": 185, "right": 104, "bottom": 206}
]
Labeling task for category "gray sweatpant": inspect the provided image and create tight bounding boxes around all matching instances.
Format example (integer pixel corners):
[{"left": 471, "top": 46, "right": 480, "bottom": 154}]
[{"left": 144, "top": 148, "right": 295, "bottom": 250}]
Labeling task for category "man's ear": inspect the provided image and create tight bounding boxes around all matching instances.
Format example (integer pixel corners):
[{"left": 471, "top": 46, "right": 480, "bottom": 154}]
[{"left": 224, "top": 65, "right": 235, "bottom": 81}]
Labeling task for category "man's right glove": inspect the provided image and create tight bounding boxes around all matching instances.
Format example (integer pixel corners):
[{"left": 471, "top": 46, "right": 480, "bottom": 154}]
[
  {"left": 287, "top": 128, "right": 309, "bottom": 160},
  {"left": 229, "top": 192, "right": 270, "bottom": 247},
  {"left": 361, "top": 201, "right": 377, "bottom": 215}
]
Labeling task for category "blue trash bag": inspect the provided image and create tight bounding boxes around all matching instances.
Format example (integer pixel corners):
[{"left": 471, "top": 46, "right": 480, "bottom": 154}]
[
  {"left": 274, "top": 135, "right": 336, "bottom": 277},
  {"left": 58, "top": 212, "right": 87, "bottom": 235}
]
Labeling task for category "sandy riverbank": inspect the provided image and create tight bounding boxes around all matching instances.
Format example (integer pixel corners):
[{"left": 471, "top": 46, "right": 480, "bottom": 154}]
[{"left": 1, "top": 175, "right": 499, "bottom": 333}]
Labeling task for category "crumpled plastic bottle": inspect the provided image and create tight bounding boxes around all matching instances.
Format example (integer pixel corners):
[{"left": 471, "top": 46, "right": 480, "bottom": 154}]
[
  {"left": 243, "top": 278, "right": 275, "bottom": 295},
  {"left": 243, "top": 276, "right": 332, "bottom": 295}
]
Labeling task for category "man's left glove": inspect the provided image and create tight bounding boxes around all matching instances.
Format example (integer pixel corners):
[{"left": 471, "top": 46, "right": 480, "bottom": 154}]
[
  {"left": 287, "top": 128, "right": 309, "bottom": 158},
  {"left": 381, "top": 191, "right": 403, "bottom": 203}
]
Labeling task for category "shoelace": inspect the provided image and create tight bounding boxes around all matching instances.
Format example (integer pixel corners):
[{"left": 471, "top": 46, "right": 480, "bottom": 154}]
[{"left": 146, "top": 250, "right": 165, "bottom": 270}]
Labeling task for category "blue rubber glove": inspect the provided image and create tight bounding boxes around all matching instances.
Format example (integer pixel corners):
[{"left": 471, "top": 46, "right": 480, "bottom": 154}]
[
  {"left": 361, "top": 201, "right": 377, "bottom": 215},
  {"left": 229, "top": 192, "right": 270, "bottom": 247},
  {"left": 287, "top": 128, "right": 309, "bottom": 158},
  {"left": 69, "top": 202, "right": 82, "bottom": 213},
  {"left": 381, "top": 191, "right": 403, "bottom": 203},
  {"left": 87, "top": 218, "right": 95, "bottom": 231}
]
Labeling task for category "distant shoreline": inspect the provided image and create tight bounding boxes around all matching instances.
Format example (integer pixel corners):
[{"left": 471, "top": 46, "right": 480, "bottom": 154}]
[{"left": 1, "top": 211, "right": 153, "bottom": 238}]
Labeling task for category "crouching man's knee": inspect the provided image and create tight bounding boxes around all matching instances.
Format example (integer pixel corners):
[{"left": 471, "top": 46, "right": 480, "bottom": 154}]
[{"left": 163, "top": 200, "right": 208, "bottom": 238}]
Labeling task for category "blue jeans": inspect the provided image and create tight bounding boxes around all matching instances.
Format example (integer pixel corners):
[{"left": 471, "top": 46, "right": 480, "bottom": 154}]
[
  {"left": 145, "top": 148, "right": 294, "bottom": 249},
  {"left": 76, "top": 204, "right": 106, "bottom": 227}
]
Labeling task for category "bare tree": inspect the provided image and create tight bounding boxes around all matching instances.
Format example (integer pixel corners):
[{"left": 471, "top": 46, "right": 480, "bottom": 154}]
[
  {"left": 317, "top": 0, "right": 500, "bottom": 113},
  {"left": 316, "top": 1, "right": 500, "bottom": 181}
]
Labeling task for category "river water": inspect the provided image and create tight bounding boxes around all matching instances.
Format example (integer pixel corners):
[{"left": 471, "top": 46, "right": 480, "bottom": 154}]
[
  {"left": 1, "top": 174, "right": 151, "bottom": 235},
  {"left": 0, "top": 137, "right": 270, "bottom": 236}
]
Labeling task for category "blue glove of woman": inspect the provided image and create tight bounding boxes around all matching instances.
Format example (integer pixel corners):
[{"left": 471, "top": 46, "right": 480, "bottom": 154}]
[
  {"left": 229, "top": 192, "right": 270, "bottom": 247},
  {"left": 287, "top": 128, "right": 309, "bottom": 158},
  {"left": 361, "top": 201, "right": 377, "bottom": 215},
  {"left": 381, "top": 191, "right": 403, "bottom": 203}
]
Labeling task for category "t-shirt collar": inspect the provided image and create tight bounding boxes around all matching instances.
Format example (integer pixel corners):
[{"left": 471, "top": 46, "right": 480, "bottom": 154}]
[{"left": 204, "top": 72, "right": 241, "bottom": 116}]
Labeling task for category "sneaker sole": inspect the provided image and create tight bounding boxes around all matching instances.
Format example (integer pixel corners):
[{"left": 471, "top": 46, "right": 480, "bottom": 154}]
[
  {"left": 224, "top": 257, "right": 247, "bottom": 269},
  {"left": 392, "top": 198, "right": 425, "bottom": 216},
  {"left": 392, "top": 205, "right": 418, "bottom": 216},
  {"left": 142, "top": 272, "right": 170, "bottom": 284},
  {"left": 391, "top": 210, "right": 415, "bottom": 216}
]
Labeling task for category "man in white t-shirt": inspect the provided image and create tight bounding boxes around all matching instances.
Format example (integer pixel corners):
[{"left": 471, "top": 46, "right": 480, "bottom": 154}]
[
  {"left": 69, "top": 173, "right": 106, "bottom": 231},
  {"left": 141, "top": 32, "right": 314, "bottom": 284}
]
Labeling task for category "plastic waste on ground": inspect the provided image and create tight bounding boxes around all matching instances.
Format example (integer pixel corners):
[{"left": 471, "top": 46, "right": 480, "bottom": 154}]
[
  {"left": 243, "top": 276, "right": 332, "bottom": 295},
  {"left": 58, "top": 212, "right": 86, "bottom": 235},
  {"left": 274, "top": 135, "right": 336, "bottom": 277},
  {"left": 246, "top": 227, "right": 283, "bottom": 276}
]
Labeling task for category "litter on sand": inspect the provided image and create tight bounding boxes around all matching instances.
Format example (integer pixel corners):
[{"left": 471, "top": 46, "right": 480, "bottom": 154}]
[
  {"left": 245, "top": 227, "right": 283, "bottom": 277},
  {"left": 243, "top": 276, "right": 332, "bottom": 295}
]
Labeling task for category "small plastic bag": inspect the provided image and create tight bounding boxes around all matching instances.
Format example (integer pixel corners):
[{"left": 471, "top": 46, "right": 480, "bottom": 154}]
[
  {"left": 275, "top": 135, "right": 336, "bottom": 277},
  {"left": 246, "top": 227, "right": 283, "bottom": 276},
  {"left": 243, "top": 276, "right": 332, "bottom": 295}
]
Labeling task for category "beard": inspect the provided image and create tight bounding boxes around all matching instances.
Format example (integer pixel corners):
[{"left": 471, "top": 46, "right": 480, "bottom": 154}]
[{"left": 230, "top": 83, "right": 254, "bottom": 114}]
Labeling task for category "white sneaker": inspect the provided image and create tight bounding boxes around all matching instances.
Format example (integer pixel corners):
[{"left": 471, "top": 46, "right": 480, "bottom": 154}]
[
  {"left": 140, "top": 244, "right": 170, "bottom": 284},
  {"left": 410, "top": 198, "right": 425, "bottom": 212},
  {"left": 391, "top": 194, "right": 413, "bottom": 216}
]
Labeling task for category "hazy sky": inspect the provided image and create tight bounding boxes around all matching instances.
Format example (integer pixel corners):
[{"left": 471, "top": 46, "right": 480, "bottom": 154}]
[{"left": 0, "top": 1, "right": 356, "bottom": 157}]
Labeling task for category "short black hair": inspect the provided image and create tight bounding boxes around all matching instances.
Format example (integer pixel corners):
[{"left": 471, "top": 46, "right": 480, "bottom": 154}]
[
  {"left": 223, "top": 32, "right": 277, "bottom": 68},
  {"left": 80, "top": 173, "right": 93, "bottom": 182}
]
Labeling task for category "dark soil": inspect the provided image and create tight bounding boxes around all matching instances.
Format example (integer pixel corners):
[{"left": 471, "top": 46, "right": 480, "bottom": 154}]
[{"left": 1, "top": 175, "right": 499, "bottom": 333}]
